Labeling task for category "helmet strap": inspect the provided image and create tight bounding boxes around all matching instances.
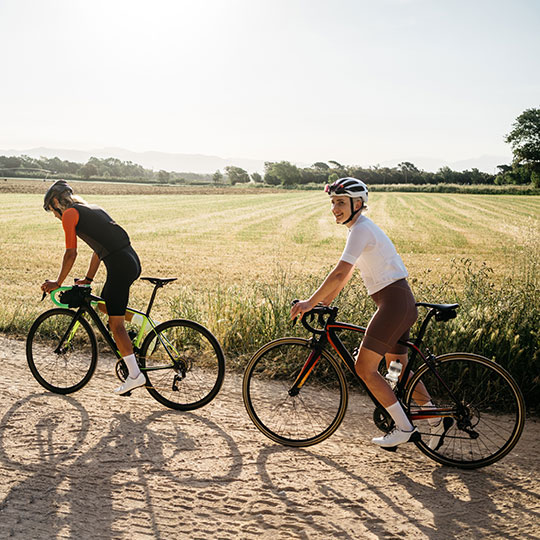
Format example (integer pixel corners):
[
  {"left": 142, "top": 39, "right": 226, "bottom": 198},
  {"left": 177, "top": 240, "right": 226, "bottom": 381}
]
[{"left": 342, "top": 198, "right": 361, "bottom": 225}]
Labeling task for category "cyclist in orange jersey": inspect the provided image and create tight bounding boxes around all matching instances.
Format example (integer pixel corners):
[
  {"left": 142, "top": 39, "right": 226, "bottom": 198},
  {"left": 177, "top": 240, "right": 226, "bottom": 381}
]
[{"left": 41, "top": 180, "right": 145, "bottom": 395}]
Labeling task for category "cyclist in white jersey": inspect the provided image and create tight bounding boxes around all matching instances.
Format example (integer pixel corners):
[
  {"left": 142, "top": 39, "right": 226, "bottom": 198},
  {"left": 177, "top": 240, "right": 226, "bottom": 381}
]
[{"left": 291, "top": 178, "right": 429, "bottom": 447}]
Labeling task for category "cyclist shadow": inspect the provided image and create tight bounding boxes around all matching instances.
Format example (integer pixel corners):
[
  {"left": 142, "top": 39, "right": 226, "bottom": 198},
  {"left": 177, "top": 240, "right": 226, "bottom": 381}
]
[
  {"left": 0, "top": 394, "right": 242, "bottom": 538},
  {"left": 254, "top": 443, "right": 534, "bottom": 539},
  {"left": 391, "top": 467, "right": 539, "bottom": 539},
  {"left": 254, "top": 444, "right": 416, "bottom": 539}
]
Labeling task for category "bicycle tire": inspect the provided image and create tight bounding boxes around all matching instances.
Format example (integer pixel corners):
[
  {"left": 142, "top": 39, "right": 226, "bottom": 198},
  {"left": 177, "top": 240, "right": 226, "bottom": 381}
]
[
  {"left": 404, "top": 352, "right": 525, "bottom": 469},
  {"left": 243, "top": 337, "right": 348, "bottom": 447},
  {"left": 139, "top": 319, "right": 225, "bottom": 411},
  {"left": 26, "top": 308, "right": 98, "bottom": 394}
]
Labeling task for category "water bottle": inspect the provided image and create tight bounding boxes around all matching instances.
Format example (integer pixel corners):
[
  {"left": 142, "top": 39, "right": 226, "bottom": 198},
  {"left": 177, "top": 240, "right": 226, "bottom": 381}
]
[{"left": 385, "top": 360, "right": 402, "bottom": 389}]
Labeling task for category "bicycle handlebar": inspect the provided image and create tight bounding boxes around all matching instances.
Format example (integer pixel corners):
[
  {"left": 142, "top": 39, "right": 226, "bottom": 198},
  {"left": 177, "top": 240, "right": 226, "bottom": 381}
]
[
  {"left": 291, "top": 299, "right": 338, "bottom": 335},
  {"left": 42, "top": 282, "right": 102, "bottom": 308}
]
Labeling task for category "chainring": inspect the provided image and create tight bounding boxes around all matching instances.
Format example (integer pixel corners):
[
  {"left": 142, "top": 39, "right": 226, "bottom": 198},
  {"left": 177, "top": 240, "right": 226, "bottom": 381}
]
[
  {"left": 373, "top": 406, "right": 395, "bottom": 432},
  {"left": 115, "top": 359, "right": 129, "bottom": 382}
]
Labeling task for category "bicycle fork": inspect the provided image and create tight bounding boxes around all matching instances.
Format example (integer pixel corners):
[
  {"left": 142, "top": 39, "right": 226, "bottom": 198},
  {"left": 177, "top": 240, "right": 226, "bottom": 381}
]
[
  {"left": 288, "top": 340, "right": 325, "bottom": 397},
  {"left": 55, "top": 311, "right": 84, "bottom": 354}
]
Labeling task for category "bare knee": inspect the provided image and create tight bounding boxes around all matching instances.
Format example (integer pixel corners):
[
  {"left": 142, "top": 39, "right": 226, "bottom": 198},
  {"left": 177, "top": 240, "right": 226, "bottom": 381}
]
[
  {"left": 354, "top": 348, "right": 384, "bottom": 382},
  {"left": 355, "top": 364, "right": 380, "bottom": 385}
]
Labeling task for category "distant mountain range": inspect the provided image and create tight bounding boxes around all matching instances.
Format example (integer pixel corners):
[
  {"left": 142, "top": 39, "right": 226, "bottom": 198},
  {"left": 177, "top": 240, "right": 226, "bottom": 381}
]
[{"left": 0, "top": 146, "right": 512, "bottom": 174}]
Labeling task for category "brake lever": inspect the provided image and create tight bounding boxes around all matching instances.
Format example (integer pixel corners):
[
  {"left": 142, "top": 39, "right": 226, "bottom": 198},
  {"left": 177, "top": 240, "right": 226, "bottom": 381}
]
[
  {"left": 41, "top": 291, "right": 47, "bottom": 301},
  {"left": 291, "top": 299, "right": 299, "bottom": 327}
]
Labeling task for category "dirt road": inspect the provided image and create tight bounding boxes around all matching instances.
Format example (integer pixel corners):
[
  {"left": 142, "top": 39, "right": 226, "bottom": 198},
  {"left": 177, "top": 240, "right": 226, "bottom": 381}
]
[{"left": 0, "top": 335, "right": 538, "bottom": 539}]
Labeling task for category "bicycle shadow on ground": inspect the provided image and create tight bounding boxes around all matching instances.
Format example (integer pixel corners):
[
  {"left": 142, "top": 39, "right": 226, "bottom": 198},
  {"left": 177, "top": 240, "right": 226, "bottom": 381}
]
[
  {"left": 0, "top": 393, "right": 243, "bottom": 539},
  {"left": 254, "top": 444, "right": 416, "bottom": 539},
  {"left": 254, "top": 442, "right": 534, "bottom": 539},
  {"left": 391, "top": 466, "right": 540, "bottom": 540}
]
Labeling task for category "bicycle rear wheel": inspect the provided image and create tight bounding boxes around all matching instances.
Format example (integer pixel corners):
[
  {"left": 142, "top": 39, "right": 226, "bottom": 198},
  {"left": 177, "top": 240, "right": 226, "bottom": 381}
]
[
  {"left": 405, "top": 353, "right": 525, "bottom": 469},
  {"left": 243, "top": 337, "right": 348, "bottom": 447},
  {"left": 26, "top": 308, "right": 98, "bottom": 394},
  {"left": 139, "top": 319, "right": 225, "bottom": 411}
]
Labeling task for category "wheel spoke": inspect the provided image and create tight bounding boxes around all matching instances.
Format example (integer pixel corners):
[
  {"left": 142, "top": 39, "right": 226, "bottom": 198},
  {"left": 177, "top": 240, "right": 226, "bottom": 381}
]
[
  {"left": 141, "top": 320, "right": 224, "bottom": 410},
  {"left": 406, "top": 354, "right": 525, "bottom": 468},
  {"left": 243, "top": 339, "right": 348, "bottom": 446}
]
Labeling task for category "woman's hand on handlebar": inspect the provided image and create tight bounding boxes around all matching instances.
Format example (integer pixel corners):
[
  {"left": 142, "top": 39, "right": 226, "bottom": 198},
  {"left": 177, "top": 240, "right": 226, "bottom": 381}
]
[
  {"left": 41, "top": 280, "right": 60, "bottom": 293},
  {"left": 290, "top": 299, "right": 314, "bottom": 321}
]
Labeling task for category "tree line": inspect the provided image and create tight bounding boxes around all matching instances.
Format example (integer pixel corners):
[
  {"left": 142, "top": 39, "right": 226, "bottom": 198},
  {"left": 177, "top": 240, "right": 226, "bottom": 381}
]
[
  {"left": 0, "top": 155, "right": 212, "bottom": 184},
  {"left": 2, "top": 108, "right": 538, "bottom": 188},
  {"left": 228, "top": 108, "right": 540, "bottom": 188}
]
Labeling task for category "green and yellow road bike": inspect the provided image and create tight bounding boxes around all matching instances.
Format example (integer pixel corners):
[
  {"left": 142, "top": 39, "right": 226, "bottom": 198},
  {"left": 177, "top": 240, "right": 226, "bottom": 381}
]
[{"left": 27, "top": 277, "right": 225, "bottom": 411}]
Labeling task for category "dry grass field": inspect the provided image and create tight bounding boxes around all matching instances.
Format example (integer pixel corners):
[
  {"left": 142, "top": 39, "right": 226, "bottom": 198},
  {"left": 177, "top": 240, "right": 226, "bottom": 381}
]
[{"left": 1, "top": 180, "right": 538, "bottom": 327}]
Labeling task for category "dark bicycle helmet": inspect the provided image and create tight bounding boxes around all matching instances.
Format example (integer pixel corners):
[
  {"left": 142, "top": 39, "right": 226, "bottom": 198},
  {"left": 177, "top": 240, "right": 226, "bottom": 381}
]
[
  {"left": 43, "top": 180, "right": 73, "bottom": 211},
  {"left": 324, "top": 177, "right": 368, "bottom": 224}
]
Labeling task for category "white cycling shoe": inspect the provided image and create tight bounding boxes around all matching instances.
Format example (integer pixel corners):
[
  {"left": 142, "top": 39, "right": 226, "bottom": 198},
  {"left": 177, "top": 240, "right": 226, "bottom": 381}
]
[
  {"left": 372, "top": 427, "right": 419, "bottom": 447},
  {"left": 428, "top": 418, "right": 455, "bottom": 450},
  {"left": 114, "top": 372, "right": 146, "bottom": 395}
]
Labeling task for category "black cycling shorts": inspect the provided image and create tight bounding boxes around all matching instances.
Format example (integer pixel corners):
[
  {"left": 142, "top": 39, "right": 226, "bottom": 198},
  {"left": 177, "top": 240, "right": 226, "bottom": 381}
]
[{"left": 100, "top": 245, "right": 141, "bottom": 316}]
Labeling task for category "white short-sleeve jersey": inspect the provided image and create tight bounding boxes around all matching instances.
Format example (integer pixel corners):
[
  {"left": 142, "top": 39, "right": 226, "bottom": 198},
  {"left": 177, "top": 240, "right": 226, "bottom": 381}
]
[{"left": 340, "top": 215, "right": 408, "bottom": 295}]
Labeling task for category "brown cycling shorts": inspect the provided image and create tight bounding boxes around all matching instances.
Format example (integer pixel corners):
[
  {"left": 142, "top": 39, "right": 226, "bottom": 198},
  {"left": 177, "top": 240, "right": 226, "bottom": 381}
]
[{"left": 362, "top": 279, "right": 418, "bottom": 356}]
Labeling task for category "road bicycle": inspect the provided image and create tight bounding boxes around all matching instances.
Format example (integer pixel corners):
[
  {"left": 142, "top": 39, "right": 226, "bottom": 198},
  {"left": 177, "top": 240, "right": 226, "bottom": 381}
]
[
  {"left": 242, "top": 301, "right": 525, "bottom": 469},
  {"left": 26, "top": 277, "right": 225, "bottom": 411}
]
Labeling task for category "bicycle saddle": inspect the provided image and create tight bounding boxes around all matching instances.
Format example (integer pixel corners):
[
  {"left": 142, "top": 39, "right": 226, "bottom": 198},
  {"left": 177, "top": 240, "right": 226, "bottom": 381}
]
[
  {"left": 140, "top": 277, "right": 177, "bottom": 287},
  {"left": 416, "top": 302, "right": 459, "bottom": 311}
]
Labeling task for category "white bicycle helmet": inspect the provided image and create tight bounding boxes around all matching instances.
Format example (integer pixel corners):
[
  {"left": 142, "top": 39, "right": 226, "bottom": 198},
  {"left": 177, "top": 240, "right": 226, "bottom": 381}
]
[
  {"left": 325, "top": 177, "right": 368, "bottom": 224},
  {"left": 325, "top": 177, "right": 368, "bottom": 204}
]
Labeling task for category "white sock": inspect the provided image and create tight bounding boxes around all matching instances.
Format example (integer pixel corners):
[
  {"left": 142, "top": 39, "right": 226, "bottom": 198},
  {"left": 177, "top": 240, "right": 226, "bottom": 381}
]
[
  {"left": 386, "top": 402, "right": 414, "bottom": 432},
  {"left": 423, "top": 401, "right": 441, "bottom": 426},
  {"left": 131, "top": 313, "right": 144, "bottom": 326},
  {"left": 123, "top": 354, "right": 141, "bottom": 378}
]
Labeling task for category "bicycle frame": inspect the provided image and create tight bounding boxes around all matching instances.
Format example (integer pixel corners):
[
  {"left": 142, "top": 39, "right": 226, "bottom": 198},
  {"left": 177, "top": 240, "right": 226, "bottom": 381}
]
[
  {"left": 48, "top": 287, "right": 181, "bottom": 373},
  {"left": 291, "top": 306, "right": 462, "bottom": 423}
]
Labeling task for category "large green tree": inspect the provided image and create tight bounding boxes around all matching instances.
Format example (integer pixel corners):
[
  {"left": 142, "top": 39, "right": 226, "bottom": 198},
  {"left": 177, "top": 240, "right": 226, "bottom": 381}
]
[
  {"left": 504, "top": 108, "right": 540, "bottom": 186},
  {"left": 505, "top": 108, "right": 540, "bottom": 167},
  {"left": 264, "top": 161, "right": 301, "bottom": 186}
]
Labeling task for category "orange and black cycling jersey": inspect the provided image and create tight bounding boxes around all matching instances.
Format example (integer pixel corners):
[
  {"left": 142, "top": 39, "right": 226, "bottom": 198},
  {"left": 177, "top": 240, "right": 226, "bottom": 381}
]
[{"left": 62, "top": 204, "right": 131, "bottom": 260}]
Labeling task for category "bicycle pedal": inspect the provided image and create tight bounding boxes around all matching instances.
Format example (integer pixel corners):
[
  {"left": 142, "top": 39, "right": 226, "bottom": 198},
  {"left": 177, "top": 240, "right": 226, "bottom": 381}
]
[
  {"left": 120, "top": 391, "right": 132, "bottom": 397},
  {"left": 410, "top": 431, "right": 422, "bottom": 443},
  {"left": 381, "top": 446, "right": 398, "bottom": 452}
]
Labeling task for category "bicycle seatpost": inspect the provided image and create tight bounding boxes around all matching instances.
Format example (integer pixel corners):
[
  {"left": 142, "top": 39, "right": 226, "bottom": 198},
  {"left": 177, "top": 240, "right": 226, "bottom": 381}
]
[{"left": 145, "top": 283, "right": 162, "bottom": 317}]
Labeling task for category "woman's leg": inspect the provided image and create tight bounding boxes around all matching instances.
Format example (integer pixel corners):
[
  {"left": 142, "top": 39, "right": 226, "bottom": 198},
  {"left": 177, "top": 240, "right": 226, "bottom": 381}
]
[
  {"left": 98, "top": 301, "right": 136, "bottom": 323},
  {"left": 355, "top": 346, "right": 414, "bottom": 437},
  {"left": 355, "top": 347, "right": 400, "bottom": 408},
  {"left": 108, "top": 315, "right": 134, "bottom": 358},
  {"left": 101, "top": 248, "right": 144, "bottom": 393}
]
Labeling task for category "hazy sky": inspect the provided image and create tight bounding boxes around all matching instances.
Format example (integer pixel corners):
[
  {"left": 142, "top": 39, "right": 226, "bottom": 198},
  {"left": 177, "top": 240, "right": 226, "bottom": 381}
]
[{"left": 1, "top": 0, "right": 539, "bottom": 167}]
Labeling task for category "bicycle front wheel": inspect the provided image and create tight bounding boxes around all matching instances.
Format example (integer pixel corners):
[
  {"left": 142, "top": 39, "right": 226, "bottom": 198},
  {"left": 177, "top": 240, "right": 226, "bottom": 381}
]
[
  {"left": 26, "top": 308, "right": 98, "bottom": 394},
  {"left": 139, "top": 319, "right": 225, "bottom": 411},
  {"left": 405, "top": 353, "right": 525, "bottom": 469},
  {"left": 243, "top": 338, "right": 348, "bottom": 447}
]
